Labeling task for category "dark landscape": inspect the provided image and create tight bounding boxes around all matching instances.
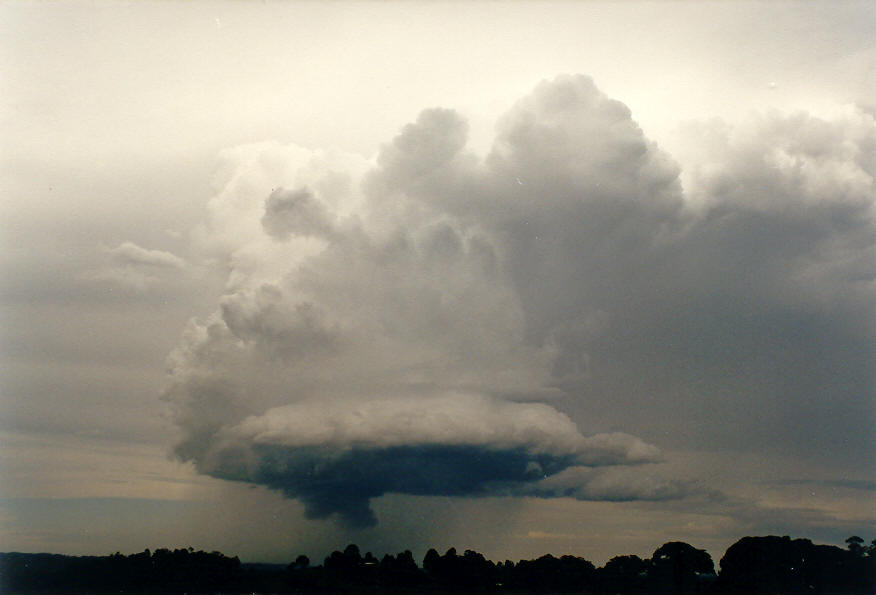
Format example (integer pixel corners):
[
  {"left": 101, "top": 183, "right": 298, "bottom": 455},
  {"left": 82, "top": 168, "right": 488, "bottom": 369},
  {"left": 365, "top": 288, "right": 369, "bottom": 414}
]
[{"left": 2, "top": 534, "right": 874, "bottom": 594}]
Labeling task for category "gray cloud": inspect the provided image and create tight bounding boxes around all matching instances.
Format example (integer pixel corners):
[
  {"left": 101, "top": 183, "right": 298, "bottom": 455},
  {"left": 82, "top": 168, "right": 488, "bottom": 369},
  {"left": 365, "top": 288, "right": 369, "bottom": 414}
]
[
  {"left": 772, "top": 478, "right": 876, "bottom": 492},
  {"left": 219, "top": 284, "right": 338, "bottom": 361},
  {"left": 164, "top": 75, "right": 875, "bottom": 527},
  {"left": 83, "top": 241, "right": 188, "bottom": 290},
  {"left": 108, "top": 242, "right": 186, "bottom": 269},
  {"left": 371, "top": 108, "right": 469, "bottom": 191},
  {"left": 520, "top": 466, "right": 700, "bottom": 503},
  {"left": 261, "top": 187, "right": 335, "bottom": 240},
  {"left": 203, "top": 444, "right": 630, "bottom": 528},
  {"left": 189, "top": 395, "right": 661, "bottom": 526},
  {"left": 571, "top": 108, "right": 876, "bottom": 463}
]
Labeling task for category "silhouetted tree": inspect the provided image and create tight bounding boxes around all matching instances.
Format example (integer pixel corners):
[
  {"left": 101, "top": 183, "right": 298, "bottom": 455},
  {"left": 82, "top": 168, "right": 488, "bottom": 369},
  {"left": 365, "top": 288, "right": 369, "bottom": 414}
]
[
  {"left": 649, "top": 541, "right": 714, "bottom": 593},
  {"left": 4, "top": 534, "right": 876, "bottom": 594},
  {"left": 598, "top": 554, "right": 648, "bottom": 592},
  {"left": 719, "top": 535, "right": 803, "bottom": 592},
  {"left": 423, "top": 547, "right": 441, "bottom": 576},
  {"left": 378, "top": 550, "right": 425, "bottom": 589},
  {"left": 344, "top": 543, "right": 362, "bottom": 561},
  {"left": 322, "top": 543, "right": 380, "bottom": 588},
  {"left": 420, "top": 546, "right": 496, "bottom": 590},
  {"left": 514, "top": 553, "right": 596, "bottom": 592},
  {"left": 719, "top": 535, "right": 875, "bottom": 593},
  {"left": 494, "top": 559, "right": 517, "bottom": 588},
  {"left": 847, "top": 535, "right": 865, "bottom": 556}
]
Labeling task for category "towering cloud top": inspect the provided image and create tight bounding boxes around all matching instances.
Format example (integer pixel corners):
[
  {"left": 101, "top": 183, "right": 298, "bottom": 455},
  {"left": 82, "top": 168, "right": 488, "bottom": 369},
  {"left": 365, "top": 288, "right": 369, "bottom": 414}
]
[{"left": 164, "top": 75, "right": 876, "bottom": 527}]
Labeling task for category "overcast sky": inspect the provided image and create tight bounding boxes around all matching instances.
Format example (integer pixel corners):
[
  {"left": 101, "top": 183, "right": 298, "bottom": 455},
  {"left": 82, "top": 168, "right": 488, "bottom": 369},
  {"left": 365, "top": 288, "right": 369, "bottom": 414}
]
[{"left": 1, "top": 1, "right": 874, "bottom": 565}]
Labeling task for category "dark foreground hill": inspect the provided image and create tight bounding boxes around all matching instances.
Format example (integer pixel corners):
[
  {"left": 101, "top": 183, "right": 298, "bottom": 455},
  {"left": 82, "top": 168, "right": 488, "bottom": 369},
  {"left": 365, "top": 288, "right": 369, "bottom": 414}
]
[{"left": 1, "top": 535, "right": 874, "bottom": 594}]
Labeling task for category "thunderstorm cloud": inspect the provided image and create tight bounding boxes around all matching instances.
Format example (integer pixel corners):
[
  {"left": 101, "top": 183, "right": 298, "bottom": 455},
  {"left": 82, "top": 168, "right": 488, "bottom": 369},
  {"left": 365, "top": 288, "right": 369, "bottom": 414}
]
[{"left": 164, "top": 75, "right": 876, "bottom": 527}]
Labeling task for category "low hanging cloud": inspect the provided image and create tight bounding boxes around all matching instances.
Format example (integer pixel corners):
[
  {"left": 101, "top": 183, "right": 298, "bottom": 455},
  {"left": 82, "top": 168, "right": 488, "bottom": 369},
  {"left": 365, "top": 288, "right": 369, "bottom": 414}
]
[
  {"left": 164, "top": 75, "right": 875, "bottom": 527},
  {"left": 521, "top": 466, "right": 700, "bottom": 503}
]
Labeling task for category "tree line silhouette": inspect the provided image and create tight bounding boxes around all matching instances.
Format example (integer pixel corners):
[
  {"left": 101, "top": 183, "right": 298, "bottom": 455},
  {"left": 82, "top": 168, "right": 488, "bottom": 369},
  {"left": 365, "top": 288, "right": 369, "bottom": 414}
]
[{"left": 1, "top": 535, "right": 874, "bottom": 593}]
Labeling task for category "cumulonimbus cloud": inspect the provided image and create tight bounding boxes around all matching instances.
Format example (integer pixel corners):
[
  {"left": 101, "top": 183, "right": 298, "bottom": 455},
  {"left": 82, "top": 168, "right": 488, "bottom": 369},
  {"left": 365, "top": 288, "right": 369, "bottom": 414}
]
[{"left": 163, "top": 75, "right": 875, "bottom": 527}]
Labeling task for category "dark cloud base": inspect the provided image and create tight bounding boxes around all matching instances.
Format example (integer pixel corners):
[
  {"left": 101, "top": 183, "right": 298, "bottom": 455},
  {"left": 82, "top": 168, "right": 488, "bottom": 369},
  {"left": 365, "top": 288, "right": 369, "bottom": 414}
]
[{"left": 206, "top": 444, "right": 574, "bottom": 527}]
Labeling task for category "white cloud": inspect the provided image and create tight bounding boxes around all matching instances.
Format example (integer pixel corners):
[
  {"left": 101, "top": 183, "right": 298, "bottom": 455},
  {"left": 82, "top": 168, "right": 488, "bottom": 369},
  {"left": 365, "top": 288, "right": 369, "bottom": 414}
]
[
  {"left": 82, "top": 241, "right": 187, "bottom": 290},
  {"left": 108, "top": 242, "right": 185, "bottom": 269},
  {"left": 227, "top": 393, "right": 658, "bottom": 465}
]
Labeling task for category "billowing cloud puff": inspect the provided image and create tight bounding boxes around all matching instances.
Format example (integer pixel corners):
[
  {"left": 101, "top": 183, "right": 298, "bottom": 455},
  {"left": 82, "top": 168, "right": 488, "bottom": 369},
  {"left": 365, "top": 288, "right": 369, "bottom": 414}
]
[
  {"left": 164, "top": 75, "right": 876, "bottom": 527},
  {"left": 261, "top": 187, "right": 335, "bottom": 240},
  {"left": 230, "top": 394, "right": 590, "bottom": 454}
]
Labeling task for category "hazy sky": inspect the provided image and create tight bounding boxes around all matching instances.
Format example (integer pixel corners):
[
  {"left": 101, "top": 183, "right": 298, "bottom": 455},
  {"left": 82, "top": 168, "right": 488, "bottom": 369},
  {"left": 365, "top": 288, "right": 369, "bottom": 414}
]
[{"left": 1, "top": 1, "right": 874, "bottom": 565}]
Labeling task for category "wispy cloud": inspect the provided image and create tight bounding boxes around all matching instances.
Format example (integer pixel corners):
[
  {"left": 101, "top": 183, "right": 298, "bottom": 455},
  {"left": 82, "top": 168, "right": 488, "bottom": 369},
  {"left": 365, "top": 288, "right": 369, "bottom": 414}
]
[
  {"left": 85, "top": 241, "right": 186, "bottom": 289},
  {"left": 108, "top": 242, "right": 185, "bottom": 269},
  {"left": 772, "top": 479, "right": 876, "bottom": 492}
]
